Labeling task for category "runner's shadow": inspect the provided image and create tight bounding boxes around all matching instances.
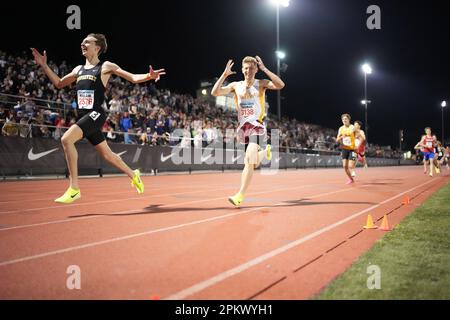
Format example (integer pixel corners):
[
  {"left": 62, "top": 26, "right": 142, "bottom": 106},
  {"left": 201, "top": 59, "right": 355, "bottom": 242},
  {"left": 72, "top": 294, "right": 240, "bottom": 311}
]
[
  {"left": 277, "top": 199, "right": 377, "bottom": 207},
  {"left": 69, "top": 204, "right": 234, "bottom": 217},
  {"left": 69, "top": 199, "right": 376, "bottom": 217}
]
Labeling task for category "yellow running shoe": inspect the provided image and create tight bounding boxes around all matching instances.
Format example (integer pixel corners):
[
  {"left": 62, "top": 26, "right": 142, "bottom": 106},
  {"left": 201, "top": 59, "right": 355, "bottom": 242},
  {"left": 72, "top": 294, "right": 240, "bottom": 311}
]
[
  {"left": 54, "top": 187, "right": 81, "bottom": 204},
  {"left": 131, "top": 169, "right": 144, "bottom": 194},
  {"left": 228, "top": 192, "right": 244, "bottom": 207},
  {"left": 266, "top": 144, "right": 272, "bottom": 161},
  {"left": 436, "top": 167, "right": 441, "bottom": 174}
]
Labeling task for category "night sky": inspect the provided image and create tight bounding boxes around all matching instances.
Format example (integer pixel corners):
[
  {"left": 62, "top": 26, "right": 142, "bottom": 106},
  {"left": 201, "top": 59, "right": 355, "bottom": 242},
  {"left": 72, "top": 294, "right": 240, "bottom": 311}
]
[{"left": 1, "top": 0, "right": 449, "bottom": 150}]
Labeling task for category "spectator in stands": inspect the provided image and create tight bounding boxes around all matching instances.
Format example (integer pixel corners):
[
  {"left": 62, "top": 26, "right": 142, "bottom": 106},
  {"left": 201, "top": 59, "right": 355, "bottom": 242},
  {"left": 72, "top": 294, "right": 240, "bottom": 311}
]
[
  {"left": 40, "top": 125, "right": 51, "bottom": 138},
  {"left": 139, "top": 127, "right": 152, "bottom": 145},
  {"left": 133, "top": 112, "right": 145, "bottom": 131},
  {"left": 120, "top": 111, "right": 133, "bottom": 144},
  {"left": 1, "top": 117, "right": 18, "bottom": 136},
  {"left": 53, "top": 118, "right": 66, "bottom": 140},
  {"left": 19, "top": 117, "right": 30, "bottom": 138}
]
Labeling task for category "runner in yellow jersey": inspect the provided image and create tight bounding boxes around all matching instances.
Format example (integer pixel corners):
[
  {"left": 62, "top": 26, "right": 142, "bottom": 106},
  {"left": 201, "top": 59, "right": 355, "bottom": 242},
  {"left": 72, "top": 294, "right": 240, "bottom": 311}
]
[
  {"left": 211, "top": 56, "right": 285, "bottom": 206},
  {"left": 336, "top": 113, "right": 357, "bottom": 184}
]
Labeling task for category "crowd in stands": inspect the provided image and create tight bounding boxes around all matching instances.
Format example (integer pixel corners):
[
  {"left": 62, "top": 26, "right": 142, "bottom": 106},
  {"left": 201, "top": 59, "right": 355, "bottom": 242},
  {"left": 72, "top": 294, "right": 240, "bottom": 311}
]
[{"left": 0, "top": 50, "right": 400, "bottom": 158}]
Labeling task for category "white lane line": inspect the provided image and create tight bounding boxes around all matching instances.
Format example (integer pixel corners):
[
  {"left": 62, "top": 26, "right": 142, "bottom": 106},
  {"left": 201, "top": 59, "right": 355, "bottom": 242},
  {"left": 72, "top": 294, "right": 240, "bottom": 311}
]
[
  {"left": 0, "top": 185, "right": 353, "bottom": 267},
  {"left": 164, "top": 178, "right": 436, "bottom": 300}
]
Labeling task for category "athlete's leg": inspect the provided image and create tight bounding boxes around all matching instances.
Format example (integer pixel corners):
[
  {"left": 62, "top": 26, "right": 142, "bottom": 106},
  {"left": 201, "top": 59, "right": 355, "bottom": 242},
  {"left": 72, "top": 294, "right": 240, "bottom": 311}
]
[
  {"left": 434, "top": 156, "right": 441, "bottom": 174},
  {"left": 95, "top": 140, "right": 144, "bottom": 193},
  {"left": 342, "top": 158, "right": 352, "bottom": 181},
  {"left": 55, "top": 125, "right": 84, "bottom": 203},
  {"left": 349, "top": 159, "right": 356, "bottom": 179},
  {"left": 60, "top": 125, "right": 84, "bottom": 189},
  {"left": 350, "top": 156, "right": 357, "bottom": 177},
  {"left": 429, "top": 155, "right": 434, "bottom": 177},
  {"left": 434, "top": 154, "right": 441, "bottom": 169},
  {"left": 238, "top": 142, "right": 259, "bottom": 195},
  {"left": 228, "top": 142, "right": 260, "bottom": 206},
  {"left": 95, "top": 141, "right": 134, "bottom": 178},
  {"left": 363, "top": 155, "right": 368, "bottom": 168},
  {"left": 255, "top": 144, "right": 271, "bottom": 169}
]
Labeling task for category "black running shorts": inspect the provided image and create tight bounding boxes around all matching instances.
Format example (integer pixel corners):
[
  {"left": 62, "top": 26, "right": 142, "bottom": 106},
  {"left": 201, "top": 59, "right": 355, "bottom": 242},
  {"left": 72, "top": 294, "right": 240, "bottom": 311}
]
[
  {"left": 76, "top": 110, "right": 107, "bottom": 146},
  {"left": 341, "top": 149, "right": 356, "bottom": 161}
]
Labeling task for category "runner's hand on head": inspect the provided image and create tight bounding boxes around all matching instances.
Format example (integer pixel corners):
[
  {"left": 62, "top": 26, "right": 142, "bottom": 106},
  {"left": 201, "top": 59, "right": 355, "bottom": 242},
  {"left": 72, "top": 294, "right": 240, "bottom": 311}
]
[
  {"left": 223, "top": 59, "right": 236, "bottom": 77},
  {"left": 255, "top": 56, "right": 267, "bottom": 72}
]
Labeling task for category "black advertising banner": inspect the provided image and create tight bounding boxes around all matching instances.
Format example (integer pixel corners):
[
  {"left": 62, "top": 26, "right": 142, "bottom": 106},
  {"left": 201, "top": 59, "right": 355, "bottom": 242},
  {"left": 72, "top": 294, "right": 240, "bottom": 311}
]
[{"left": 0, "top": 137, "right": 414, "bottom": 177}]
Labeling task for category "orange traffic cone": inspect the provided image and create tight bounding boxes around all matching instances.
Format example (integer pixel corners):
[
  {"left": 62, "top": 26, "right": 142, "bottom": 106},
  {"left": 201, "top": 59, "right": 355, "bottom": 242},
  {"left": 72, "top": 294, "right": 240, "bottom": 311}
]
[
  {"left": 363, "top": 214, "right": 378, "bottom": 229},
  {"left": 402, "top": 196, "right": 411, "bottom": 205},
  {"left": 379, "top": 215, "right": 392, "bottom": 231}
]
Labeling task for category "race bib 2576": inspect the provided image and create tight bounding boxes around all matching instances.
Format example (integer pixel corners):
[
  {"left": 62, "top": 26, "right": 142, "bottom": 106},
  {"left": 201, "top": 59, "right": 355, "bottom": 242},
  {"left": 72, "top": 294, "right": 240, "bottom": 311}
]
[{"left": 77, "top": 90, "right": 95, "bottom": 109}]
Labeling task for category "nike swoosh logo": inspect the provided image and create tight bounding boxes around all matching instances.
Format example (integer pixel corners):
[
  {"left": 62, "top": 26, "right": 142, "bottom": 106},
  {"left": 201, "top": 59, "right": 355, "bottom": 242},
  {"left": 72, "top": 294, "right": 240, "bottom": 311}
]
[
  {"left": 201, "top": 155, "right": 212, "bottom": 162},
  {"left": 306, "top": 158, "right": 311, "bottom": 163},
  {"left": 232, "top": 155, "right": 241, "bottom": 163},
  {"left": 71, "top": 192, "right": 79, "bottom": 198},
  {"left": 291, "top": 158, "right": 298, "bottom": 163},
  {"left": 160, "top": 153, "right": 174, "bottom": 162},
  {"left": 28, "top": 148, "right": 59, "bottom": 161},
  {"left": 117, "top": 151, "right": 127, "bottom": 157},
  {"left": 318, "top": 159, "right": 322, "bottom": 163},
  {"left": 275, "top": 157, "right": 281, "bottom": 163}
]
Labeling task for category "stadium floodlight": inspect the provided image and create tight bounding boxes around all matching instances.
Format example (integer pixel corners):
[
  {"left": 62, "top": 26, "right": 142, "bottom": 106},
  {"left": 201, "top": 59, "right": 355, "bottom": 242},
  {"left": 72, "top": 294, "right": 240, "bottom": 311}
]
[
  {"left": 442, "top": 101, "right": 447, "bottom": 108},
  {"left": 362, "top": 63, "right": 372, "bottom": 75},
  {"left": 361, "top": 63, "right": 373, "bottom": 144},
  {"left": 201, "top": 89, "right": 207, "bottom": 96},
  {"left": 269, "top": 0, "right": 290, "bottom": 121},
  {"left": 276, "top": 50, "right": 286, "bottom": 59},
  {"left": 269, "top": 0, "right": 290, "bottom": 7}
]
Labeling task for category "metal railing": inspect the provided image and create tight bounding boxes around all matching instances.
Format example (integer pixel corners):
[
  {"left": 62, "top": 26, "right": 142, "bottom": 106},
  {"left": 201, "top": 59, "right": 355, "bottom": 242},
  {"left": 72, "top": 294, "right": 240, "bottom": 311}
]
[{"left": 0, "top": 93, "right": 73, "bottom": 119}]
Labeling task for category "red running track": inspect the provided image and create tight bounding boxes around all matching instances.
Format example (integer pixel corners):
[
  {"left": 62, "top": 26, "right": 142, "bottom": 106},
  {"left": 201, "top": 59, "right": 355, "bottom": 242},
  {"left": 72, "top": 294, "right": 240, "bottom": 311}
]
[{"left": 0, "top": 166, "right": 448, "bottom": 299}]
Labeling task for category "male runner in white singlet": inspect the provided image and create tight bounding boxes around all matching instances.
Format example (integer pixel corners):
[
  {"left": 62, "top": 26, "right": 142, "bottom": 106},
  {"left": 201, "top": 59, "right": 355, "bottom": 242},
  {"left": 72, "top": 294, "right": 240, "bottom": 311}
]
[{"left": 211, "top": 56, "right": 285, "bottom": 206}]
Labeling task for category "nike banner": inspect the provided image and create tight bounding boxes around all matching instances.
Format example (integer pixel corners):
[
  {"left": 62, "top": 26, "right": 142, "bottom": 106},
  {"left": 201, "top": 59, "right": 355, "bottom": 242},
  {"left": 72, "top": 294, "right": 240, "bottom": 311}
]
[{"left": 0, "top": 136, "right": 414, "bottom": 177}]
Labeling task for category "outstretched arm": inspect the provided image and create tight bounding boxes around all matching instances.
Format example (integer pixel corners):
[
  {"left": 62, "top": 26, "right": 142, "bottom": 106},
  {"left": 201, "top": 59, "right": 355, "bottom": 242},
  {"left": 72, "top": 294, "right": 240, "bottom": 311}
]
[
  {"left": 103, "top": 61, "right": 166, "bottom": 84},
  {"left": 211, "top": 60, "right": 236, "bottom": 96},
  {"left": 255, "top": 56, "right": 285, "bottom": 90},
  {"left": 30, "top": 48, "right": 79, "bottom": 89}
]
